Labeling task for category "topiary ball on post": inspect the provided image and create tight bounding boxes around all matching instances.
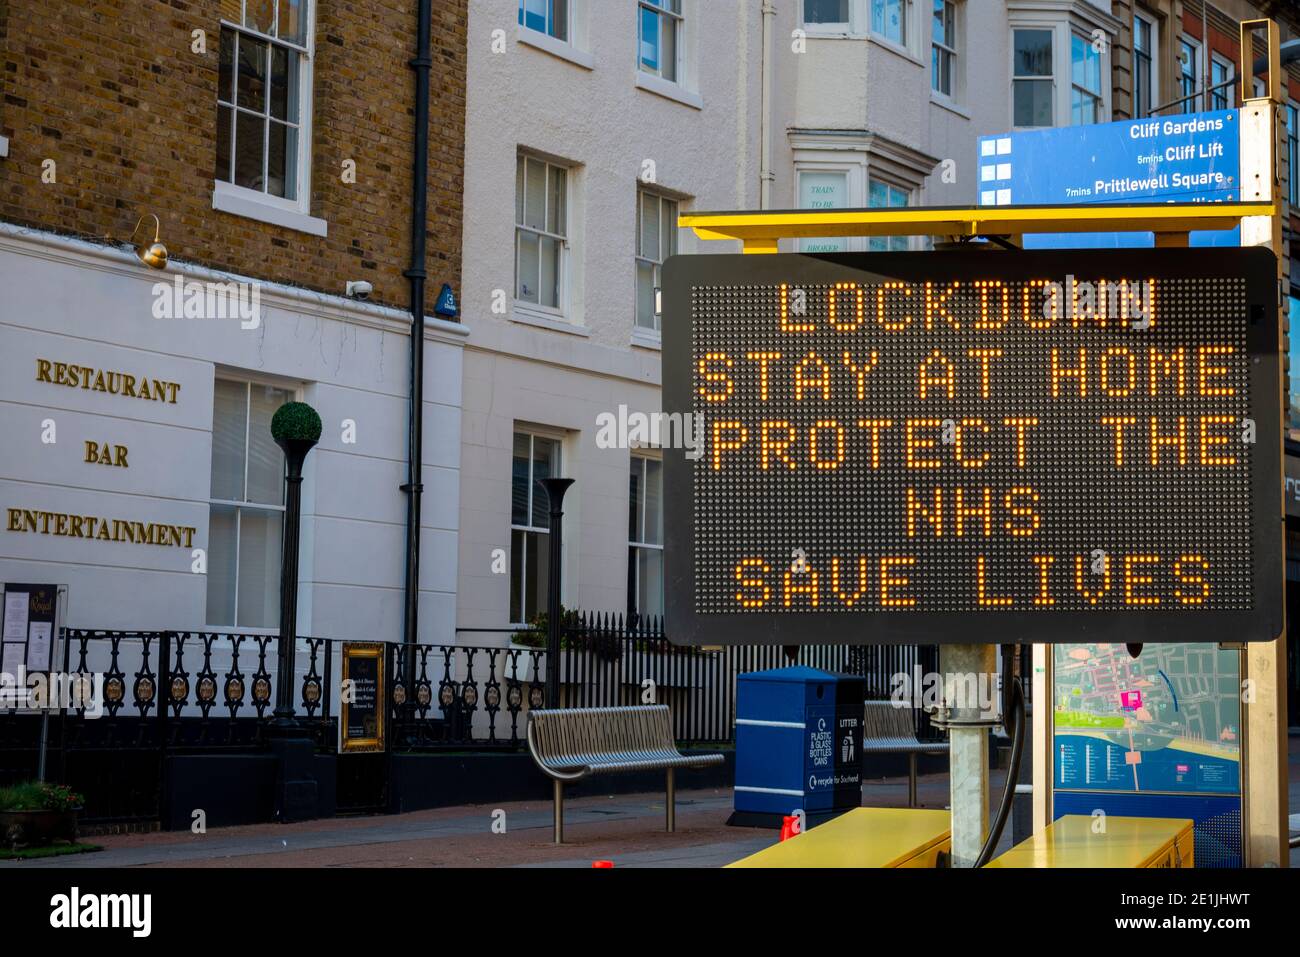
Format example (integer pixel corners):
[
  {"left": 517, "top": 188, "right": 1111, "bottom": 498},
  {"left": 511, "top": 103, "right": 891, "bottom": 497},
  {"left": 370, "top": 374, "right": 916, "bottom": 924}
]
[{"left": 271, "top": 401, "right": 322, "bottom": 477}]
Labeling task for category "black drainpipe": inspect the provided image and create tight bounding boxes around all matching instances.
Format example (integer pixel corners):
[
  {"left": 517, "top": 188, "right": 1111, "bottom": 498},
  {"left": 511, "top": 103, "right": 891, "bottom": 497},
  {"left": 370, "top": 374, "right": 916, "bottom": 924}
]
[{"left": 401, "top": 0, "right": 432, "bottom": 670}]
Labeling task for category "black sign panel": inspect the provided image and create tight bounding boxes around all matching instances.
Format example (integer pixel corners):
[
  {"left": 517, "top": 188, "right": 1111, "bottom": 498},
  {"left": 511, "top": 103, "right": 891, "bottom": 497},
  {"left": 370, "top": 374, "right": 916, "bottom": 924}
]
[
  {"left": 341, "top": 642, "right": 385, "bottom": 752},
  {"left": 662, "top": 248, "right": 1282, "bottom": 644}
]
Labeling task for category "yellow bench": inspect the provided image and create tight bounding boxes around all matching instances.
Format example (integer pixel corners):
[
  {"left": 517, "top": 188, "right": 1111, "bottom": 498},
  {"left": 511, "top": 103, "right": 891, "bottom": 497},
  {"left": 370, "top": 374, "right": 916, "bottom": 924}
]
[
  {"left": 728, "top": 807, "right": 951, "bottom": 868},
  {"left": 987, "top": 815, "right": 1194, "bottom": 868}
]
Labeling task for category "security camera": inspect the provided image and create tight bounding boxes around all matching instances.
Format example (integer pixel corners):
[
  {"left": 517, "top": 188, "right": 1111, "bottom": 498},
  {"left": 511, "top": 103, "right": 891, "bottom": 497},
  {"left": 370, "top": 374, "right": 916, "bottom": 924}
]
[{"left": 346, "top": 280, "right": 373, "bottom": 300}]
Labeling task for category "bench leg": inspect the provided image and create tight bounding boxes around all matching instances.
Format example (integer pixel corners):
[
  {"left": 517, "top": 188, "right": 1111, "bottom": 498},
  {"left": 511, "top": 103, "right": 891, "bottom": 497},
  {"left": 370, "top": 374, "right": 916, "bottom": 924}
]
[
  {"left": 908, "top": 753, "right": 918, "bottom": 808},
  {"left": 666, "top": 767, "right": 676, "bottom": 833},
  {"left": 553, "top": 779, "right": 564, "bottom": 845}
]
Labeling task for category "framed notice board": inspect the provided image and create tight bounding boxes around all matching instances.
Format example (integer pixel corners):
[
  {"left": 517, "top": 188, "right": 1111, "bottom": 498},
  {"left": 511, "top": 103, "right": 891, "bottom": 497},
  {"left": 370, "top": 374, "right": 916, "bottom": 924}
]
[
  {"left": 662, "top": 248, "right": 1283, "bottom": 645},
  {"left": 2, "top": 582, "right": 59, "bottom": 677},
  {"left": 340, "top": 642, "right": 385, "bottom": 753}
]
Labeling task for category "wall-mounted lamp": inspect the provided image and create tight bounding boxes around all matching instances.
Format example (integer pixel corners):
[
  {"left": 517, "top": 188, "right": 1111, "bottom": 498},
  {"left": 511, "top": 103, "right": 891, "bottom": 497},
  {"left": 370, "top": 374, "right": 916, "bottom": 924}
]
[{"left": 129, "top": 213, "right": 168, "bottom": 270}]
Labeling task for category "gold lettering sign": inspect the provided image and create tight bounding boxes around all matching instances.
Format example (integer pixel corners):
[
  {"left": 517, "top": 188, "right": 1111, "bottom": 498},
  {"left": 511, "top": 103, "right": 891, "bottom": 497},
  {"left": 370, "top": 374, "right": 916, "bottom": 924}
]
[
  {"left": 35, "top": 358, "right": 181, "bottom": 404},
  {"left": 6, "top": 508, "right": 195, "bottom": 548}
]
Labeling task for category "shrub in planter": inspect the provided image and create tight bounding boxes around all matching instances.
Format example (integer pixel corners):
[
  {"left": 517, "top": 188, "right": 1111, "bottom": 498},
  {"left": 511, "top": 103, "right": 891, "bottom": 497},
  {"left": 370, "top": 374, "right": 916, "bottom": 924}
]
[{"left": 0, "top": 781, "right": 84, "bottom": 850}]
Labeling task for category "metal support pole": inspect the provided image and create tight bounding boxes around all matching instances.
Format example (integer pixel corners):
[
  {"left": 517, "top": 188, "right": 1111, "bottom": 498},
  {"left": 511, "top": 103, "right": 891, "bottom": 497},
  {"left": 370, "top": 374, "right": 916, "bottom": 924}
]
[
  {"left": 553, "top": 779, "right": 564, "bottom": 845},
  {"left": 908, "top": 753, "right": 918, "bottom": 808},
  {"left": 273, "top": 441, "right": 314, "bottom": 729},
  {"left": 666, "top": 767, "right": 676, "bottom": 832},
  {"left": 540, "top": 478, "right": 574, "bottom": 710},
  {"left": 940, "top": 643, "right": 997, "bottom": 867}
]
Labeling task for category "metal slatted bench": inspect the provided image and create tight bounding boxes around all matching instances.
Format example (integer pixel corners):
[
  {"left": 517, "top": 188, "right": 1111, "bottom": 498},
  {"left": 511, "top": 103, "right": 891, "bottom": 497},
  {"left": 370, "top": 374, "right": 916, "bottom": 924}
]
[
  {"left": 526, "top": 705, "right": 726, "bottom": 844},
  {"left": 862, "top": 701, "right": 949, "bottom": 808}
]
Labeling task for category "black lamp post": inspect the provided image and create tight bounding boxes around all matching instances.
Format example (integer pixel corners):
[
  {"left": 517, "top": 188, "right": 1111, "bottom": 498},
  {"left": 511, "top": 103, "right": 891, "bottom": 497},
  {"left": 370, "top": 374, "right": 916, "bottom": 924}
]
[
  {"left": 270, "top": 401, "right": 322, "bottom": 730},
  {"left": 539, "top": 477, "right": 573, "bottom": 709}
]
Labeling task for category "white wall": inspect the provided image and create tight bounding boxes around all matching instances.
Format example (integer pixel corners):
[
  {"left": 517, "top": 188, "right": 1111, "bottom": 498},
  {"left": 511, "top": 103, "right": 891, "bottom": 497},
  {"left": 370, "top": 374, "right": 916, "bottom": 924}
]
[
  {"left": 0, "top": 226, "right": 466, "bottom": 644},
  {"left": 456, "top": 0, "right": 759, "bottom": 634}
]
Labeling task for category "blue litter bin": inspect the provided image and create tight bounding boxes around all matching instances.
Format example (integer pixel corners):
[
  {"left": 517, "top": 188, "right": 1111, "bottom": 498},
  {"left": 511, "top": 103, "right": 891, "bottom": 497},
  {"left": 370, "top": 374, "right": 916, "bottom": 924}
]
[{"left": 732, "top": 666, "right": 865, "bottom": 827}]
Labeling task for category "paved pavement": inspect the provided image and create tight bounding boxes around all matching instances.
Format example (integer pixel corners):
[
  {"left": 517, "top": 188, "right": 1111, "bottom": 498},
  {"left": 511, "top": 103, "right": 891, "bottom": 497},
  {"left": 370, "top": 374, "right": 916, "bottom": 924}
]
[{"left": 3, "top": 737, "right": 1296, "bottom": 868}]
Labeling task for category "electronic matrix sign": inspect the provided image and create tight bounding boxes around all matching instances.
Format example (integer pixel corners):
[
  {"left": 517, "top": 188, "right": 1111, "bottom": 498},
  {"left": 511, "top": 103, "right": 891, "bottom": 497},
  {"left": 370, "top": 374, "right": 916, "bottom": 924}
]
[{"left": 662, "top": 248, "right": 1282, "bottom": 645}]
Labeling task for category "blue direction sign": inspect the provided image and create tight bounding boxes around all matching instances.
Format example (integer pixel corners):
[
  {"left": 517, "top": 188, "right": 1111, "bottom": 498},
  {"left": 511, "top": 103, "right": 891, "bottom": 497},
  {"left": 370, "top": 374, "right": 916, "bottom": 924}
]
[{"left": 976, "top": 110, "right": 1241, "bottom": 247}]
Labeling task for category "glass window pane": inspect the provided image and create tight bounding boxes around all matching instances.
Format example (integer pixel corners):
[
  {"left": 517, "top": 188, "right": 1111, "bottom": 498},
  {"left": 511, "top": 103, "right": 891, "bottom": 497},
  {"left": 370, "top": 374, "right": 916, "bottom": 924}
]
[
  {"left": 551, "top": 0, "right": 568, "bottom": 41},
  {"left": 516, "top": 230, "right": 540, "bottom": 303},
  {"left": 269, "top": 45, "right": 297, "bottom": 121},
  {"left": 539, "top": 235, "right": 560, "bottom": 309},
  {"left": 527, "top": 530, "right": 549, "bottom": 622},
  {"left": 247, "top": 384, "right": 289, "bottom": 505},
  {"left": 206, "top": 504, "right": 238, "bottom": 626},
  {"left": 510, "top": 528, "right": 525, "bottom": 623},
  {"left": 523, "top": 0, "right": 546, "bottom": 33},
  {"left": 636, "top": 260, "right": 656, "bottom": 328},
  {"left": 218, "top": 29, "right": 235, "bottom": 102},
  {"left": 531, "top": 438, "right": 559, "bottom": 527},
  {"left": 641, "top": 193, "right": 660, "bottom": 262},
  {"left": 638, "top": 548, "right": 664, "bottom": 617},
  {"left": 234, "top": 111, "right": 265, "bottom": 189},
  {"left": 236, "top": 36, "right": 268, "bottom": 111},
  {"left": 211, "top": 380, "right": 248, "bottom": 501},
  {"left": 1014, "top": 79, "right": 1053, "bottom": 126},
  {"left": 236, "top": 508, "right": 282, "bottom": 629},
  {"left": 524, "top": 158, "right": 546, "bottom": 231},
  {"left": 868, "top": 179, "right": 888, "bottom": 208},
  {"left": 277, "top": 0, "right": 304, "bottom": 43},
  {"left": 245, "top": 0, "right": 275, "bottom": 34},
  {"left": 547, "top": 165, "right": 565, "bottom": 236},
  {"left": 661, "top": 200, "right": 677, "bottom": 261},
  {"left": 215, "top": 104, "right": 233, "bottom": 182},
  {"left": 660, "top": 13, "right": 677, "bottom": 82},
  {"left": 515, "top": 155, "right": 525, "bottom": 225},
  {"left": 629, "top": 461, "right": 642, "bottom": 541},
  {"left": 805, "top": 0, "right": 848, "bottom": 23},
  {"left": 644, "top": 458, "right": 662, "bottom": 544},
  {"left": 1014, "top": 29, "right": 1052, "bottom": 77},
  {"left": 640, "top": 6, "right": 659, "bottom": 71},
  {"left": 512, "top": 433, "right": 531, "bottom": 526},
  {"left": 267, "top": 121, "right": 292, "bottom": 199}
]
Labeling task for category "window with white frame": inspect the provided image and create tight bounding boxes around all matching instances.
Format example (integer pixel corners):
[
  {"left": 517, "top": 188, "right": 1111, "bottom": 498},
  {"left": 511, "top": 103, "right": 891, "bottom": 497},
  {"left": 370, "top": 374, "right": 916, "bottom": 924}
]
[
  {"left": 804, "top": 0, "right": 849, "bottom": 28},
  {"left": 931, "top": 0, "right": 957, "bottom": 97},
  {"left": 511, "top": 431, "right": 562, "bottom": 625},
  {"left": 871, "top": 0, "right": 908, "bottom": 46},
  {"left": 1133, "top": 12, "right": 1156, "bottom": 118},
  {"left": 639, "top": 1, "right": 682, "bottom": 83},
  {"left": 868, "top": 178, "right": 909, "bottom": 251},
  {"left": 519, "top": 0, "right": 569, "bottom": 41},
  {"left": 1070, "top": 32, "right": 1103, "bottom": 125},
  {"left": 207, "top": 379, "right": 293, "bottom": 630},
  {"left": 1179, "top": 38, "right": 1201, "bottom": 113},
  {"left": 628, "top": 454, "right": 664, "bottom": 619},
  {"left": 1209, "top": 55, "right": 1233, "bottom": 111},
  {"left": 1012, "top": 28, "right": 1054, "bottom": 127},
  {"left": 515, "top": 154, "right": 568, "bottom": 313},
  {"left": 215, "top": 1, "right": 310, "bottom": 203},
  {"left": 636, "top": 188, "right": 677, "bottom": 333}
]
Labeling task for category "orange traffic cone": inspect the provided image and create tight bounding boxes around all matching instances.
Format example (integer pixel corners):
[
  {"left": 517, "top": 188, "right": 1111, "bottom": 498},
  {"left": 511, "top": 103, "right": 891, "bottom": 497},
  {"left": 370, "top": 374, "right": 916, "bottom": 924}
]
[
  {"left": 780, "top": 815, "right": 802, "bottom": 841},
  {"left": 592, "top": 860, "right": 614, "bottom": 868}
]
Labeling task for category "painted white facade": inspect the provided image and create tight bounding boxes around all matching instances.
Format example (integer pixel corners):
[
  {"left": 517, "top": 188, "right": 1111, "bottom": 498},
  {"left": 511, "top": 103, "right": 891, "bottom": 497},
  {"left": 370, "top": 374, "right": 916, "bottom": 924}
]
[
  {"left": 456, "top": 0, "right": 760, "bottom": 634},
  {"left": 767, "top": 0, "right": 1121, "bottom": 236},
  {"left": 0, "top": 224, "right": 466, "bottom": 643}
]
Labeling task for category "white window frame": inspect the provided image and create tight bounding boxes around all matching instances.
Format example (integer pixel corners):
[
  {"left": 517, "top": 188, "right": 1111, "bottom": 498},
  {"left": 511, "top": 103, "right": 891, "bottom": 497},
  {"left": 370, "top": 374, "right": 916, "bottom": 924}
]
[
  {"left": 627, "top": 452, "right": 664, "bottom": 620},
  {"left": 867, "top": 176, "right": 912, "bottom": 251},
  {"left": 931, "top": 0, "right": 958, "bottom": 100},
  {"left": 510, "top": 428, "right": 564, "bottom": 627},
  {"left": 1069, "top": 29, "right": 1104, "bottom": 125},
  {"left": 637, "top": 0, "right": 683, "bottom": 83},
  {"left": 1132, "top": 10, "right": 1158, "bottom": 119},
  {"left": 517, "top": 0, "right": 595, "bottom": 69},
  {"left": 801, "top": 0, "right": 851, "bottom": 34},
  {"left": 1209, "top": 53, "right": 1234, "bottom": 112},
  {"left": 514, "top": 152, "right": 571, "bottom": 324},
  {"left": 206, "top": 376, "right": 296, "bottom": 633},
  {"left": 870, "top": 0, "right": 913, "bottom": 51},
  {"left": 211, "top": 2, "right": 325, "bottom": 237},
  {"left": 519, "top": 0, "right": 571, "bottom": 41},
  {"left": 1008, "top": 7, "right": 1115, "bottom": 131},
  {"left": 1178, "top": 36, "right": 1202, "bottom": 114},
  {"left": 634, "top": 187, "right": 678, "bottom": 339}
]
